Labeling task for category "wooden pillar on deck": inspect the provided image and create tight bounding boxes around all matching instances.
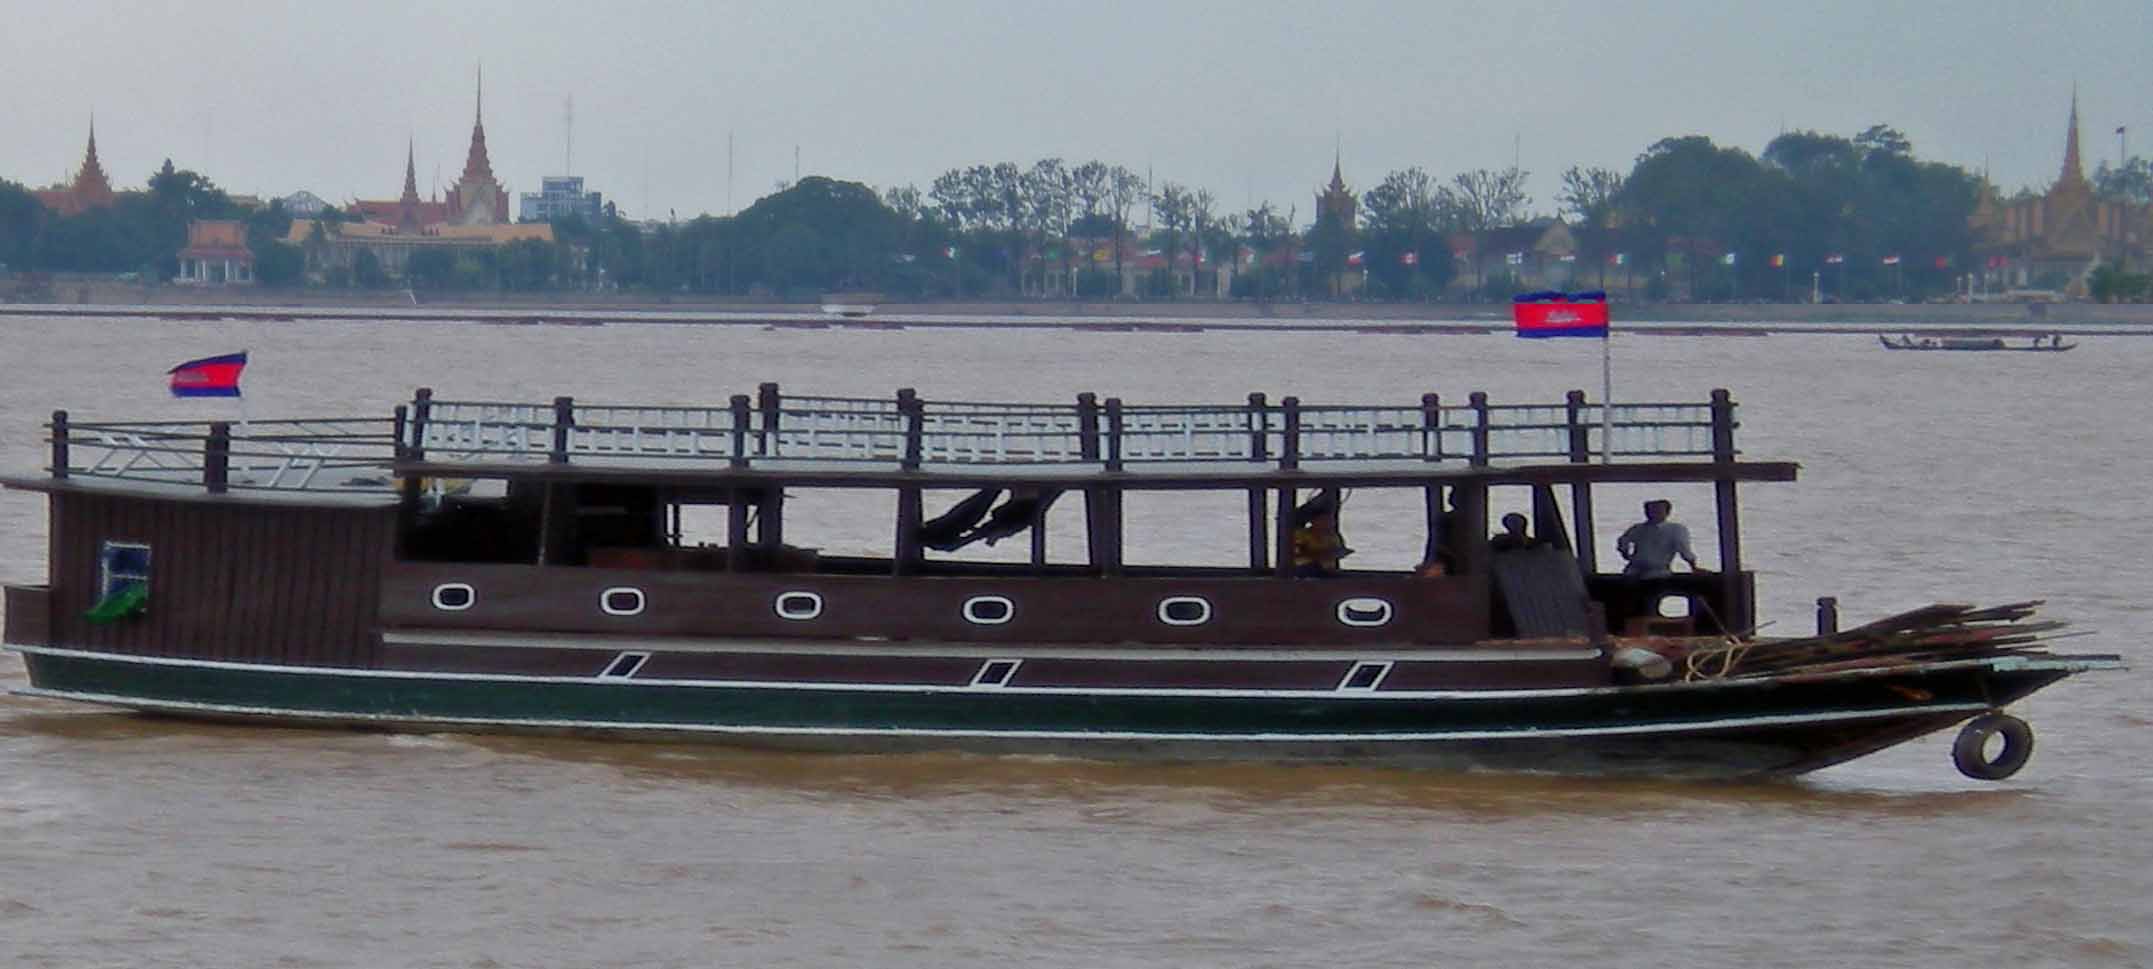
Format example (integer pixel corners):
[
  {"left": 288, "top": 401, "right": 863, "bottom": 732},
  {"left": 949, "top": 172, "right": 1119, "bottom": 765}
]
[
  {"left": 1565, "top": 389, "right": 1598, "bottom": 573},
  {"left": 1710, "top": 388, "right": 1745, "bottom": 632},
  {"left": 894, "top": 486, "right": 923, "bottom": 576}
]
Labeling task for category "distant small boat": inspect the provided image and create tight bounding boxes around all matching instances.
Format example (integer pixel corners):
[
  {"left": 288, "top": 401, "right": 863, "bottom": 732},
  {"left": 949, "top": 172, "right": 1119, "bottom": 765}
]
[
  {"left": 1878, "top": 334, "right": 2076, "bottom": 352},
  {"left": 820, "top": 292, "right": 880, "bottom": 318}
]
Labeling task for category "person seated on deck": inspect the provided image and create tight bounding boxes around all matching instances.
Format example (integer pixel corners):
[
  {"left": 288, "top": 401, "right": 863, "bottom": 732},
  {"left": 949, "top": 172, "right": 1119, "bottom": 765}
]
[
  {"left": 1290, "top": 490, "right": 1351, "bottom": 577},
  {"left": 1616, "top": 499, "right": 1698, "bottom": 579},
  {"left": 1489, "top": 513, "right": 1536, "bottom": 553}
]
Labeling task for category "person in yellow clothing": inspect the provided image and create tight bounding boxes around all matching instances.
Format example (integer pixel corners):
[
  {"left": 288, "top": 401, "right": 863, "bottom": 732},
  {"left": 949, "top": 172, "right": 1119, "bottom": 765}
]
[{"left": 1290, "top": 490, "right": 1351, "bottom": 577}]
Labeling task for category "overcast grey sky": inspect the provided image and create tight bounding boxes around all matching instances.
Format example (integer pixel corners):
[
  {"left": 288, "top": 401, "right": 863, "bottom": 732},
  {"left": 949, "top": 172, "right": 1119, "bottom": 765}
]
[{"left": 6, "top": 0, "right": 2148, "bottom": 223}]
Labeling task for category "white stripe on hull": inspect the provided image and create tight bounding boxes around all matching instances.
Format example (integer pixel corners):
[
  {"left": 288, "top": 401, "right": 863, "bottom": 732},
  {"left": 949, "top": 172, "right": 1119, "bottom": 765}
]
[{"left": 10, "top": 685, "right": 1990, "bottom": 744}]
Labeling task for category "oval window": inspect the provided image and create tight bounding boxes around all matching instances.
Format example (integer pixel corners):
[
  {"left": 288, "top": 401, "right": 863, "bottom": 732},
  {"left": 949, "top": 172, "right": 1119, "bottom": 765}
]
[
  {"left": 431, "top": 583, "right": 476, "bottom": 611},
  {"left": 1336, "top": 597, "right": 1393, "bottom": 628},
  {"left": 600, "top": 587, "right": 646, "bottom": 617},
  {"left": 962, "top": 595, "right": 1015, "bottom": 625},
  {"left": 1157, "top": 596, "right": 1212, "bottom": 626},
  {"left": 775, "top": 591, "right": 824, "bottom": 621}
]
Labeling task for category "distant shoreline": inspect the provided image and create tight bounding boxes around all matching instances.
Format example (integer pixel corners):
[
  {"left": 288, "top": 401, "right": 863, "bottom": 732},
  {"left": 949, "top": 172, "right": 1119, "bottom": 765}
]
[{"left": 5, "top": 282, "right": 2152, "bottom": 332}]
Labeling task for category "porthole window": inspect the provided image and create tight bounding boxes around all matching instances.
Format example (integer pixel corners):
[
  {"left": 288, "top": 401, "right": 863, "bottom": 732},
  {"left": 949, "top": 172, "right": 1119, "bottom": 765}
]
[
  {"left": 775, "top": 591, "right": 824, "bottom": 621},
  {"left": 600, "top": 587, "right": 647, "bottom": 616},
  {"left": 962, "top": 595, "right": 1015, "bottom": 625},
  {"left": 1157, "top": 596, "right": 1212, "bottom": 626},
  {"left": 431, "top": 582, "right": 476, "bottom": 611},
  {"left": 1336, "top": 597, "right": 1393, "bottom": 628}
]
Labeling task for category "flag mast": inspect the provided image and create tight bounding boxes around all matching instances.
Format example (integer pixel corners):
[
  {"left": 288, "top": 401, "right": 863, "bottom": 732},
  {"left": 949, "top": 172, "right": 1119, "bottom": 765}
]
[{"left": 1601, "top": 328, "right": 1613, "bottom": 464}]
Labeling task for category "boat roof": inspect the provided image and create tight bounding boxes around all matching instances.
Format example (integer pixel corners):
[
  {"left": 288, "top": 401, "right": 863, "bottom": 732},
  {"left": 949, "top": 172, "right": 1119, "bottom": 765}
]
[{"left": 10, "top": 386, "right": 1795, "bottom": 500}]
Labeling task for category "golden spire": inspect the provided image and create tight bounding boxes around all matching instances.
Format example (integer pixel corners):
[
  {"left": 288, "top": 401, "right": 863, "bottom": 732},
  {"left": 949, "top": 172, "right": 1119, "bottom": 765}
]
[{"left": 2059, "top": 86, "right": 2087, "bottom": 189}]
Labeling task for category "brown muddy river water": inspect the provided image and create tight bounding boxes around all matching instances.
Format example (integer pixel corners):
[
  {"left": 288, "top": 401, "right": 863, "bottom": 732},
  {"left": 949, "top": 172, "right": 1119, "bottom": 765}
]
[{"left": 0, "top": 313, "right": 2145, "bottom": 968}]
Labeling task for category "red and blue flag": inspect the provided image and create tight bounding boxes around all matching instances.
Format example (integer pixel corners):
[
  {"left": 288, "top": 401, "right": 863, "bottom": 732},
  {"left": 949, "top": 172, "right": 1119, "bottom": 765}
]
[
  {"left": 168, "top": 352, "right": 247, "bottom": 397},
  {"left": 1512, "top": 291, "right": 1609, "bottom": 339}
]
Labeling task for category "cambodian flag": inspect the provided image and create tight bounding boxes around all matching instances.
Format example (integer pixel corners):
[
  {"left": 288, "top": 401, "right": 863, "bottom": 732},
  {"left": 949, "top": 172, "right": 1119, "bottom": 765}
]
[
  {"left": 168, "top": 352, "right": 247, "bottom": 397},
  {"left": 1512, "top": 291, "right": 1609, "bottom": 339}
]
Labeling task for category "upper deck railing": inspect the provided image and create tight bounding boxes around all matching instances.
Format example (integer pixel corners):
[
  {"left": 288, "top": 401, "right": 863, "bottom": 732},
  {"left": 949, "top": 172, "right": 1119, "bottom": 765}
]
[
  {"left": 37, "top": 385, "right": 1738, "bottom": 494},
  {"left": 408, "top": 384, "right": 1731, "bottom": 471}
]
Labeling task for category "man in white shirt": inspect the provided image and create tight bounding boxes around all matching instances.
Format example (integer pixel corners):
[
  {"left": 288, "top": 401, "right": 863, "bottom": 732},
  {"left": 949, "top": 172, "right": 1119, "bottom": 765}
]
[{"left": 1617, "top": 499, "right": 1698, "bottom": 578}]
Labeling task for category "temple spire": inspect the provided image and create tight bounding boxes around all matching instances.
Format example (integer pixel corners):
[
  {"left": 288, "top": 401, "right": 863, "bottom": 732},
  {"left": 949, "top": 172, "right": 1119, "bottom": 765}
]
[
  {"left": 2059, "top": 86, "right": 2086, "bottom": 188},
  {"left": 74, "top": 115, "right": 113, "bottom": 202},
  {"left": 461, "top": 67, "right": 495, "bottom": 182}
]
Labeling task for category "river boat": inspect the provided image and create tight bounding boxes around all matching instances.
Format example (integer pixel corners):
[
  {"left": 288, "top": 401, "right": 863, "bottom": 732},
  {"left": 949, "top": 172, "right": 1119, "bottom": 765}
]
[
  {"left": 819, "top": 292, "right": 879, "bottom": 318},
  {"left": 1878, "top": 334, "right": 2076, "bottom": 352},
  {"left": 1, "top": 385, "right": 2119, "bottom": 779}
]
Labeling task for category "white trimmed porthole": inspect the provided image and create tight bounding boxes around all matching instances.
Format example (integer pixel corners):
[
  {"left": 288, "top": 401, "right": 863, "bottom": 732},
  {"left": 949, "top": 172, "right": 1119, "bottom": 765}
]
[
  {"left": 600, "top": 587, "right": 647, "bottom": 617},
  {"left": 962, "top": 595, "right": 1016, "bottom": 626},
  {"left": 431, "top": 582, "right": 476, "bottom": 612},
  {"left": 972, "top": 659, "right": 1022, "bottom": 687},
  {"left": 1336, "top": 597, "right": 1394, "bottom": 628},
  {"left": 775, "top": 591, "right": 824, "bottom": 621},
  {"left": 1338, "top": 661, "right": 1393, "bottom": 691},
  {"left": 1157, "top": 596, "right": 1213, "bottom": 627}
]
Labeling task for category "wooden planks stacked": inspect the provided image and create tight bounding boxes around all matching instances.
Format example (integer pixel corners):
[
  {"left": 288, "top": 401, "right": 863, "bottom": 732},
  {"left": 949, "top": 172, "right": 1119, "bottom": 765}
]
[{"left": 1682, "top": 602, "right": 2068, "bottom": 681}]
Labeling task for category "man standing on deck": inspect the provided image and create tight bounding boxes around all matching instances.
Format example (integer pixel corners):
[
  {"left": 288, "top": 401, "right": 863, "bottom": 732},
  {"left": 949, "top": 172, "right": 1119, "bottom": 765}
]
[{"left": 1617, "top": 499, "right": 1698, "bottom": 578}]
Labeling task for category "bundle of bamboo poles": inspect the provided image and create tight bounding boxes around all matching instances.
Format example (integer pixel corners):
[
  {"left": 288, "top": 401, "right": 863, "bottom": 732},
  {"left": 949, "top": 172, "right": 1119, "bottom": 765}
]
[{"left": 1681, "top": 601, "right": 2068, "bottom": 681}]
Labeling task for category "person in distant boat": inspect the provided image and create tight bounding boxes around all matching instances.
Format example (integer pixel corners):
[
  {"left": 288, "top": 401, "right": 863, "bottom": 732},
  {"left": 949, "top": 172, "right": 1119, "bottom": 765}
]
[
  {"left": 1489, "top": 513, "right": 1535, "bottom": 552},
  {"left": 1617, "top": 499, "right": 1698, "bottom": 578}
]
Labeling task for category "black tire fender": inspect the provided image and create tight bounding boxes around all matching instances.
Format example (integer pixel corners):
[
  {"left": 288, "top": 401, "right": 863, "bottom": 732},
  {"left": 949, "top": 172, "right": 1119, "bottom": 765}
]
[{"left": 1952, "top": 713, "right": 2034, "bottom": 781}]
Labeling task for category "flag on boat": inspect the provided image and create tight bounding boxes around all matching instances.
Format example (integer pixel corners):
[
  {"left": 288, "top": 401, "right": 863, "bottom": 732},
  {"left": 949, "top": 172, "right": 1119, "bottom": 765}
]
[
  {"left": 1512, "top": 290, "right": 1609, "bottom": 339},
  {"left": 167, "top": 352, "right": 247, "bottom": 398}
]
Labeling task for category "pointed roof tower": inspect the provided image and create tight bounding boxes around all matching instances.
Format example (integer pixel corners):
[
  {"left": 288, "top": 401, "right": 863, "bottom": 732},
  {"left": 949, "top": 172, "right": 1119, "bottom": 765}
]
[
  {"left": 461, "top": 66, "right": 495, "bottom": 184},
  {"left": 74, "top": 118, "right": 115, "bottom": 203},
  {"left": 397, "top": 140, "right": 423, "bottom": 233},
  {"left": 2058, "top": 87, "right": 2088, "bottom": 190},
  {"left": 445, "top": 65, "right": 509, "bottom": 226}
]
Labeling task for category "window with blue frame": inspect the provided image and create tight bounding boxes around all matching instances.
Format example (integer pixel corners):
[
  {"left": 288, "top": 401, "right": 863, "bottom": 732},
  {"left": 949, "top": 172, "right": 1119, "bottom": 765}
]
[{"left": 87, "top": 541, "right": 151, "bottom": 623}]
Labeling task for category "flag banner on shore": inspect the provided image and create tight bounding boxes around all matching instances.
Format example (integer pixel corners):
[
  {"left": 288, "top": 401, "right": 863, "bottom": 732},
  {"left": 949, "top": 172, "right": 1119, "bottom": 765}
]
[
  {"left": 1609, "top": 252, "right": 1627, "bottom": 266},
  {"left": 1512, "top": 291, "right": 1610, "bottom": 339},
  {"left": 168, "top": 352, "right": 247, "bottom": 398},
  {"left": 1769, "top": 253, "right": 1785, "bottom": 268},
  {"left": 1558, "top": 253, "right": 1577, "bottom": 263},
  {"left": 1401, "top": 250, "right": 1418, "bottom": 266},
  {"left": 1883, "top": 255, "right": 1902, "bottom": 265},
  {"left": 1721, "top": 252, "right": 1738, "bottom": 265},
  {"left": 1826, "top": 253, "right": 1846, "bottom": 264},
  {"left": 1346, "top": 250, "right": 1364, "bottom": 267},
  {"left": 1933, "top": 255, "right": 1951, "bottom": 269},
  {"left": 1505, "top": 252, "right": 1524, "bottom": 265}
]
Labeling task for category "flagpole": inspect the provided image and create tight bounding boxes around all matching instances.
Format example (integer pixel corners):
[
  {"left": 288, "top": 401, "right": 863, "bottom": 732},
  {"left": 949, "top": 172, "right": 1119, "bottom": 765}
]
[{"left": 1601, "top": 330, "right": 1613, "bottom": 464}]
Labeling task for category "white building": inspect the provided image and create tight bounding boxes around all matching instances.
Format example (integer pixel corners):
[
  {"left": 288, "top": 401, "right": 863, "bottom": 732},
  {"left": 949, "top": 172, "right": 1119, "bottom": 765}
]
[{"left": 518, "top": 176, "right": 607, "bottom": 223}]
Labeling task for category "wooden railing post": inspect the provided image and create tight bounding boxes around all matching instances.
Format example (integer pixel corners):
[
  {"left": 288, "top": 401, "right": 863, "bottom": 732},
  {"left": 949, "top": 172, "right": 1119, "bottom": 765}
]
[
  {"left": 1816, "top": 596, "right": 1840, "bottom": 635},
  {"left": 1104, "top": 397, "right": 1125, "bottom": 472},
  {"left": 1710, "top": 388, "right": 1737, "bottom": 464},
  {"left": 49, "top": 410, "right": 68, "bottom": 479},
  {"left": 1469, "top": 391, "right": 1491, "bottom": 467},
  {"left": 1076, "top": 392, "right": 1100, "bottom": 463},
  {"left": 1248, "top": 393, "right": 1269, "bottom": 462},
  {"left": 897, "top": 388, "right": 923, "bottom": 471},
  {"left": 409, "top": 387, "right": 433, "bottom": 462},
  {"left": 205, "top": 421, "right": 231, "bottom": 494},
  {"left": 550, "top": 396, "right": 575, "bottom": 464},
  {"left": 757, "top": 382, "right": 780, "bottom": 455},
  {"left": 729, "top": 394, "right": 752, "bottom": 469},
  {"left": 391, "top": 404, "right": 409, "bottom": 461},
  {"left": 1710, "top": 389, "right": 1745, "bottom": 631},
  {"left": 1280, "top": 396, "right": 1302, "bottom": 471},
  {"left": 1565, "top": 390, "right": 1590, "bottom": 463},
  {"left": 1420, "top": 392, "right": 1441, "bottom": 462}
]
